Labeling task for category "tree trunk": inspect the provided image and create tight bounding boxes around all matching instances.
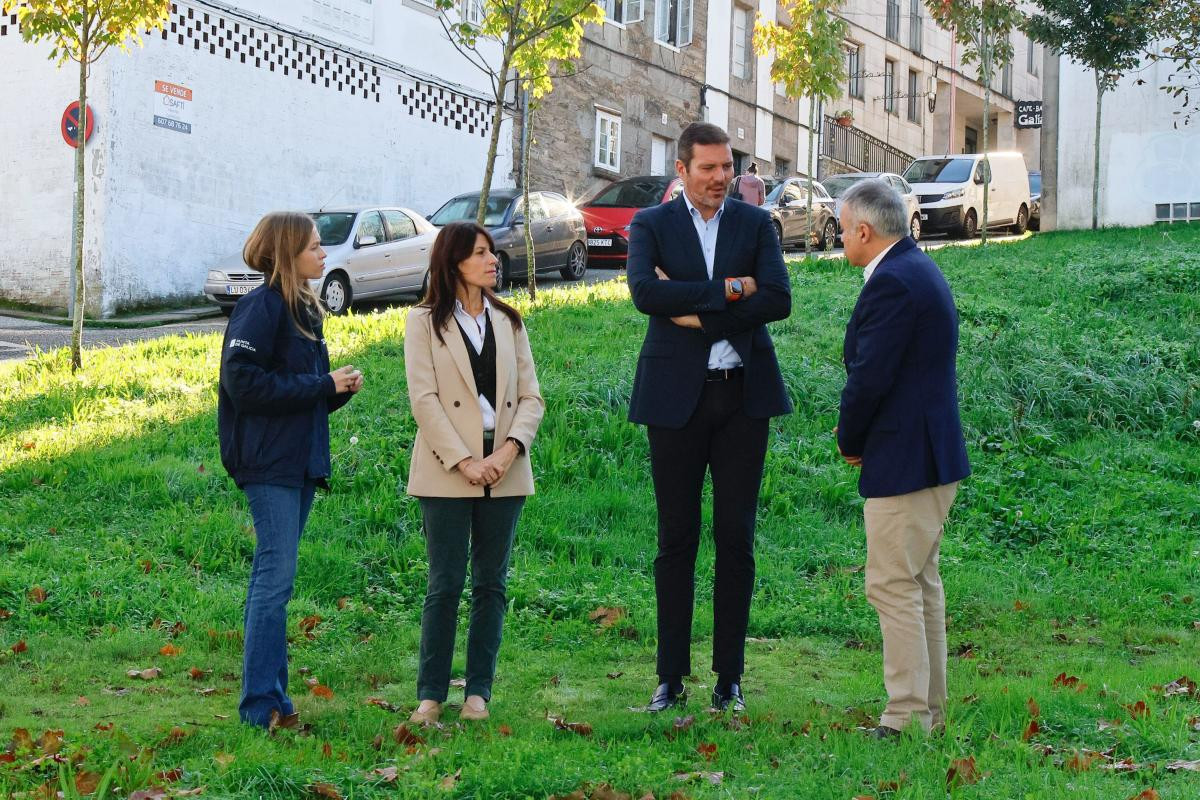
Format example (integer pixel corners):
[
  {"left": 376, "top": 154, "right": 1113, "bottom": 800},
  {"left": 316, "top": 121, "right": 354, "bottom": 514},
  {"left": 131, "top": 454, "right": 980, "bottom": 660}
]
[
  {"left": 521, "top": 91, "right": 536, "bottom": 301},
  {"left": 804, "top": 98, "right": 814, "bottom": 258},
  {"left": 980, "top": 28, "right": 991, "bottom": 245},
  {"left": 477, "top": 44, "right": 514, "bottom": 227},
  {"left": 71, "top": 49, "right": 88, "bottom": 372},
  {"left": 1092, "top": 71, "right": 1103, "bottom": 231}
]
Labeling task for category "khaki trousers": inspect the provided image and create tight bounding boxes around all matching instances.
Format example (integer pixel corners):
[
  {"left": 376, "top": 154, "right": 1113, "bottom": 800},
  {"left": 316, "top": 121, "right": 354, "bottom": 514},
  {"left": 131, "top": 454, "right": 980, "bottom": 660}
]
[{"left": 864, "top": 481, "right": 959, "bottom": 731}]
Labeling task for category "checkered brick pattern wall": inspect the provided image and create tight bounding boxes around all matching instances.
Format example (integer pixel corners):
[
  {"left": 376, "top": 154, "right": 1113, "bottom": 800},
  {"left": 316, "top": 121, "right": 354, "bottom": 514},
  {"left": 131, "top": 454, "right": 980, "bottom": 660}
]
[{"left": 0, "top": 3, "right": 492, "bottom": 137}]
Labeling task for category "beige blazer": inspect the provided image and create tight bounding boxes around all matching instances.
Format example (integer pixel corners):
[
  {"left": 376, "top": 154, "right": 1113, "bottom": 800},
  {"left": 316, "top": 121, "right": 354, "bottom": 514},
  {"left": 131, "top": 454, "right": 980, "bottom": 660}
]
[{"left": 404, "top": 304, "right": 544, "bottom": 497}]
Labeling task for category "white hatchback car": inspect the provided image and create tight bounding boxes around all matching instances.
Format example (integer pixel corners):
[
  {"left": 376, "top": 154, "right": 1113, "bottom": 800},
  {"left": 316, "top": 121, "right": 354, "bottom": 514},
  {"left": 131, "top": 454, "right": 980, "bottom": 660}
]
[
  {"left": 203, "top": 207, "right": 437, "bottom": 315},
  {"left": 822, "top": 172, "right": 924, "bottom": 243}
]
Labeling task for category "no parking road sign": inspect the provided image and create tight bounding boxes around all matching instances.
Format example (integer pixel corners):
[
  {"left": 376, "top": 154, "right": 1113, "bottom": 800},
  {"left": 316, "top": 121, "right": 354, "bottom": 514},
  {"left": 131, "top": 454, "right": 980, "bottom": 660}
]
[{"left": 61, "top": 101, "right": 95, "bottom": 148}]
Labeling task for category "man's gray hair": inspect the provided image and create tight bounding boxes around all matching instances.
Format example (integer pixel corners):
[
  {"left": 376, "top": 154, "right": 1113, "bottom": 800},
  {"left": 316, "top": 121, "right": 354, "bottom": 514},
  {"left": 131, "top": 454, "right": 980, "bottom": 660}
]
[{"left": 840, "top": 179, "right": 909, "bottom": 239}]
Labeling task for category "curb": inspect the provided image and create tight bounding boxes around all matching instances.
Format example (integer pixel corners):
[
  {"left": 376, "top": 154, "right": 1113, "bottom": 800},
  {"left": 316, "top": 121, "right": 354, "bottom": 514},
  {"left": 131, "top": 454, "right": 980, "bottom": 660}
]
[{"left": 0, "top": 306, "right": 223, "bottom": 329}]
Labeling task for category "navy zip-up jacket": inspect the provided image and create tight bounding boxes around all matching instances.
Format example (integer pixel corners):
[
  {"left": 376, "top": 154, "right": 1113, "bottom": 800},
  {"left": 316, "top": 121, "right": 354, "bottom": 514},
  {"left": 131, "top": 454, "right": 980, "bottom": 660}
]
[{"left": 217, "top": 284, "right": 351, "bottom": 489}]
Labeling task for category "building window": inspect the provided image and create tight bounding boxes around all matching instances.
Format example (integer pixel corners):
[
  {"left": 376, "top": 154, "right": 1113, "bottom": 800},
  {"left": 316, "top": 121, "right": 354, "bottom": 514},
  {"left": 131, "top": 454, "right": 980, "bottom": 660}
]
[
  {"left": 1156, "top": 202, "right": 1200, "bottom": 222},
  {"left": 1027, "top": 36, "right": 1039, "bottom": 76},
  {"left": 886, "top": 0, "right": 900, "bottom": 43},
  {"left": 909, "top": 0, "right": 922, "bottom": 54},
  {"left": 604, "top": 0, "right": 643, "bottom": 24},
  {"left": 884, "top": 59, "right": 896, "bottom": 114},
  {"left": 1002, "top": 59, "right": 1012, "bottom": 96},
  {"left": 595, "top": 108, "right": 622, "bottom": 171},
  {"left": 732, "top": 6, "right": 752, "bottom": 80},
  {"left": 461, "top": 0, "right": 484, "bottom": 25},
  {"left": 907, "top": 69, "right": 921, "bottom": 123},
  {"left": 775, "top": 158, "right": 791, "bottom": 177},
  {"left": 654, "top": 0, "right": 692, "bottom": 47},
  {"left": 847, "top": 45, "right": 863, "bottom": 99}
]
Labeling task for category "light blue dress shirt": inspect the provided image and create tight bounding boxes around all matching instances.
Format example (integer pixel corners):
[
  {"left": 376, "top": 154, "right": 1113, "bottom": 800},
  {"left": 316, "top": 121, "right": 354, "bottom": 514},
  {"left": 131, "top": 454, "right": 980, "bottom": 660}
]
[{"left": 681, "top": 191, "right": 742, "bottom": 370}]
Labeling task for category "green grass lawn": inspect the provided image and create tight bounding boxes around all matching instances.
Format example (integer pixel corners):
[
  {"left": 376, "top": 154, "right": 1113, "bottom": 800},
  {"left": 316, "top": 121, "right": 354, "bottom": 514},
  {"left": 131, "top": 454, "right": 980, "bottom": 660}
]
[{"left": 1, "top": 226, "right": 1198, "bottom": 799}]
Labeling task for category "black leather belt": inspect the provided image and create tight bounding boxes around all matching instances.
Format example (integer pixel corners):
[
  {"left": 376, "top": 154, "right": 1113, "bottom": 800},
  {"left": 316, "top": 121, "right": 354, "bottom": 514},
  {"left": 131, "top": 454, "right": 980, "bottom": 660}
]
[{"left": 705, "top": 366, "right": 744, "bottom": 381}]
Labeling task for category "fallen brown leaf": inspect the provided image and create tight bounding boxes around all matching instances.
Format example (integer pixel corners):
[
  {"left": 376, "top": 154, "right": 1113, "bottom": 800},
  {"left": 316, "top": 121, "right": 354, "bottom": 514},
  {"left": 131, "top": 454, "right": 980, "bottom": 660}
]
[
  {"left": 140, "top": 560, "right": 155, "bottom": 574},
  {"left": 1166, "top": 760, "right": 1200, "bottom": 772},
  {"left": 589, "top": 785, "right": 632, "bottom": 800},
  {"left": 1064, "top": 749, "right": 1104, "bottom": 772},
  {"left": 155, "top": 768, "right": 184, "bottom": 783},
  {"left": 696, "top": 742, "right": 718, "bottom": 761},
  {"left": 393, "top": 724, "right": 426, "bottom": 746},
  {"left": 299, "top": 615, "right": 322, "bottom": 638},
  {"left": 35, "top": 730, "right": 63, "bottom": 755},
  {"left": 365, "top": 696, "right": 403, "bottom": 712},
  {"left": 11, "top": 640, "right": 27, "bottom": 654},
  {"left": 1013, "top": 600, "right": 1029, "bottom": 611},
  {"left": 310, "top": 683, "right": 334, "bottom": 699},
  {"left": 369, "top": 766, "right": 399, "bottom": 783},
  {"left": 1022, "top": 719, "right": 1040, "bottom": 741},
  {"left": 1125, "top": 700, "right": 1150, "bottom": 719},
  {"left": 161, "top": 727, "right": 190, "bottom": 745},
  {"left": 1126, "top": 790, "right": 1160, "bottom": 800},
  {"left": 946, "top": 755, "right": 980, "bottom": 787},
  {"left": 588, "top": 606, "right": 626, "bottom": 628},
  {"left": 1097, "top": 718, "right": 1123, "bottom": 731},
  {"left": 439, "top": 769, "right": 461, "bottom": 790},
  {"left": 1101, "top": 758, "right": 1145, "bottom": 772},
  {"left": 607, "top": 671, "right": 624, "bottom": 679},
  {"left": 160, "top": 644, "right": 181, "bottom": 657},
  {"left": 75, "top": 696, "right": 90, "bottom": 707},
  {"left": 1162, "top": 676, "right": 1196, "bottom": 698},
  {"left": 1026, "top": 697, "right": 1040, "bottom": 718},
  {"left": 74, "top": 770, "right": 102, "bottom": 795},
  {"left": 27, "top": 586, "right": 47, "bottom": 604},
  {"left": 0, "top": 608, "right": 11, "bottom": 619},
  {"left": 214, "top": 752, "right": 235, "bottom": 768},
  {"left": 309, "top": 782, "right": 342, "bottom": 799},
  {"left": 549, "top": 715, "right": 593, "bottom": 736},
  {"left": 188, "top": 667, "right": 210, "bottom": 681},
  {"left": 498, "top": 724, "right": 513, "bottom": 736},
  {"left": 673, "top": 771, "right": 723, "bottom": 785},
  {"left": 336, "top": 597, "right": 349, "bottom": 610}
]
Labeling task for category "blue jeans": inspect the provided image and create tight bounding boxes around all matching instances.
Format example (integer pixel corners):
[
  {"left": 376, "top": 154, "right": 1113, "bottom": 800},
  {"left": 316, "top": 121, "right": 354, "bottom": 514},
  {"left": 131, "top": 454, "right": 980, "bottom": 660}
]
[{"left": 239, "top": 481, "right": 316, "bottom": 727}]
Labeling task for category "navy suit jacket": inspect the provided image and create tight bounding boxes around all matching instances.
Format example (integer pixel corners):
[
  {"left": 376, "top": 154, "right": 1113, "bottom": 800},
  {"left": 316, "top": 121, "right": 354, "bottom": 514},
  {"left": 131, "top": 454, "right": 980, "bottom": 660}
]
[
  {"left": 627, "top": 195, "right": 792, "bottom": 428},
  {"left": 837, "top": 237, "right": 970, "bottom": 498}
]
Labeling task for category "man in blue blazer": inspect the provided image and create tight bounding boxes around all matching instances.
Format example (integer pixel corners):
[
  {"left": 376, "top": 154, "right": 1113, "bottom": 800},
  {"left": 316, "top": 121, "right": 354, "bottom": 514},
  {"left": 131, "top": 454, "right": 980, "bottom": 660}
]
[
  {"left": 627, "top": 122, "right": 792, "bottom": 713},
  {"left": 835, "top": 179, "right": 970, "bottom": 738}
]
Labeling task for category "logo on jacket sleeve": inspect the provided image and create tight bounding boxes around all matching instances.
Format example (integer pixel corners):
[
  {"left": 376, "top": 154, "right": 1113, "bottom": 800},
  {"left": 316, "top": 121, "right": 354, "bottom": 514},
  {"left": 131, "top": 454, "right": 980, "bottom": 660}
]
[{"left": 229, "top": 338, "right": 257, "bottom": 352}]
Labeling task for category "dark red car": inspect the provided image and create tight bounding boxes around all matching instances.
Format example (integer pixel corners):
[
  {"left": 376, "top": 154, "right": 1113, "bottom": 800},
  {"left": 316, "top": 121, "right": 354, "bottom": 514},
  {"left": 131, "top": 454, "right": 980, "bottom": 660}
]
[{"left": 579, "top": 175, "right": 682, "bottom": 268}]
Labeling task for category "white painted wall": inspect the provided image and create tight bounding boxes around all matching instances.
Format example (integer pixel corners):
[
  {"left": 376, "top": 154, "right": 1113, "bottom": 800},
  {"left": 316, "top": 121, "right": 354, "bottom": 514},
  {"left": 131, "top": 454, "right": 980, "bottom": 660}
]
[
  {"left": 0, "top": 29, "right": 90, "bottom": 309},
  {"left": 704, "top": 0, "right": 733, "bottom": 128},
  {"left": 1, "top": 0, "right": 513, "bottom": 314},
  {"left": 1054, "top": 51, "right": 1199, "bottom": 230}
]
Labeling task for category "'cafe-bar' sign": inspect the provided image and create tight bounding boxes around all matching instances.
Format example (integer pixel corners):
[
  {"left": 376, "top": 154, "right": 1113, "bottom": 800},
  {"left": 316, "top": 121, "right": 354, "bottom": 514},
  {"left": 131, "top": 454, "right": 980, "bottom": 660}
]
[{"left": 1015, "top": 100, "right": 1043, "bottom": 129}]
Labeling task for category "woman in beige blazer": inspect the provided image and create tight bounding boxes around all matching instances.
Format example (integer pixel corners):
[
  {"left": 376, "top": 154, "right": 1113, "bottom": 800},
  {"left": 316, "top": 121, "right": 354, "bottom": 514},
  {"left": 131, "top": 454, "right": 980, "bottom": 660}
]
[{"left": 404, "top": 221, "right": 544, "bottom": 724}]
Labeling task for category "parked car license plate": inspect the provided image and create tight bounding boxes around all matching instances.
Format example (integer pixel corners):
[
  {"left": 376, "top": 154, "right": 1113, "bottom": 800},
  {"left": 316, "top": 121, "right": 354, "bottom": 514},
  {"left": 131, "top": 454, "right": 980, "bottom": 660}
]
[
  {"left": 225, "top": 284, "right": 255, "bottom": 295},
  {"left": 587, "top": 238, "right": 613, "bottom": 248},
  {"left": 920, "top": 213, "right": 928, "bottom": 221}
]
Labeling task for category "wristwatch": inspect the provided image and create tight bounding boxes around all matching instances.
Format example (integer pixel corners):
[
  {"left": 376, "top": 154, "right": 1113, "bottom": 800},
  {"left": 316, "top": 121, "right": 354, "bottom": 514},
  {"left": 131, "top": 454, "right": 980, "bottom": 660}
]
[{"left": 726, "top": 277, "right": 744, "bottom": 302}]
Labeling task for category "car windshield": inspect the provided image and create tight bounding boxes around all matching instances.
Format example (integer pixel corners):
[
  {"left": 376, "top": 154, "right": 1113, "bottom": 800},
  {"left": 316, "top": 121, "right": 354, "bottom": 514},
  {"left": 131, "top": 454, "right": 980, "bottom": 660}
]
[
  {"left": 311, "top": 213, "right": 356, "bottom": 246},
  {"left": 903, "top": 158, "right": 974, "bottom": 184},
  {"left": 1029, "top": 173, "right": 1042, "bottom": 194},
  {"left": 430, "top": 194, "right": 512, "bottom": 227},
  {"left": 822, "top": 175, "right": 869, "bottom": 198},
  {"left": 587, "top": 178, "right": 672, "bottom": 208}
]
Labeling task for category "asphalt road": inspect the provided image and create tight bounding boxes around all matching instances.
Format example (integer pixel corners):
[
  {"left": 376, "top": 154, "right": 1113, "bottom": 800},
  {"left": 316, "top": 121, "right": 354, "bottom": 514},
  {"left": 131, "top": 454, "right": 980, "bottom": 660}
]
[{"left": 1, "top": 233, "right": 1027, "bottom": 363}]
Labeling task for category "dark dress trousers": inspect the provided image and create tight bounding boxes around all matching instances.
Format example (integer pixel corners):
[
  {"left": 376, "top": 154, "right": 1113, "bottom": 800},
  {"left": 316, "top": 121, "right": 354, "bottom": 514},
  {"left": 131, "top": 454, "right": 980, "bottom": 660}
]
[
  {"left": 627, "top": 195, "right": 792, "bottom": 679},
  {"left": 837, "top": 237, "right": 971, "bottom": 498}
]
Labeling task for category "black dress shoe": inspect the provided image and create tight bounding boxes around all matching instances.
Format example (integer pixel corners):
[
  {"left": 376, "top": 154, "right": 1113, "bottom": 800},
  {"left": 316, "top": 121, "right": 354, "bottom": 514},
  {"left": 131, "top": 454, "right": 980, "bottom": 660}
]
[
  {"left": 711, "top": 683, "right": 745, "bottom": 712},
  {"left": 870, "top": 724, "right": 902, "bottom": 740},
  {"left": 647, "top": 682, "right": 687, "bottom": 713}
]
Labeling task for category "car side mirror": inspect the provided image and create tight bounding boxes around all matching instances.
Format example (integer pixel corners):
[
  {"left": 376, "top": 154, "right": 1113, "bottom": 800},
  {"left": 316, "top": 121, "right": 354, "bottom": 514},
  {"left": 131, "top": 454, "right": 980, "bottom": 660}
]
[
  {"left": 356, "top": 234, "right": 378, "bottom": 248},
  {"left": 973, "top": 174, "right": 984, "bottom": 185}
]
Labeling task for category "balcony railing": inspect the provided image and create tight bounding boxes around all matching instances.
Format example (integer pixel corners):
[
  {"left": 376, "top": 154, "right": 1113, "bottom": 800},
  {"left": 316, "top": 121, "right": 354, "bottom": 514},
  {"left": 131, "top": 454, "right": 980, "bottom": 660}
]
[{"left": 822, "top": 116, "right": 915, "bottom": 175}]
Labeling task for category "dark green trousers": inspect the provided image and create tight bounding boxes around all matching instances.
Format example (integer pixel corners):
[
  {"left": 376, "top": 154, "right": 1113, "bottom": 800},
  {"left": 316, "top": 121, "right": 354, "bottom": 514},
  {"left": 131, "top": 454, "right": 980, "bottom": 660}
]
[{"left": 416, "top": 495, "right": 524, "bottom": 702}]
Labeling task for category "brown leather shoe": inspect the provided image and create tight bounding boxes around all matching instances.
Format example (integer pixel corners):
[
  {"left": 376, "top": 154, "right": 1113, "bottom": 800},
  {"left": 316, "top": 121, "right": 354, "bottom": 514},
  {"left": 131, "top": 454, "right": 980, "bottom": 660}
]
[
  {"left": 460, "top": 695, "right": 489, "bottom": 721},
  {"left": 409, "top": 701, "right": 442, "bottom": 725},
  {"left": 268, "top": 710, "right": 301, "bottom": 732}
]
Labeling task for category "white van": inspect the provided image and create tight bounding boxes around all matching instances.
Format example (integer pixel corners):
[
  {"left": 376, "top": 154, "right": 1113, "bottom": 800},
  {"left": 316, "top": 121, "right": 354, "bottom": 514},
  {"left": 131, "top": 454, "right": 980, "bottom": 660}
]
[{"left": 902, "top": 152, "right": 1032, "bottom": 238}]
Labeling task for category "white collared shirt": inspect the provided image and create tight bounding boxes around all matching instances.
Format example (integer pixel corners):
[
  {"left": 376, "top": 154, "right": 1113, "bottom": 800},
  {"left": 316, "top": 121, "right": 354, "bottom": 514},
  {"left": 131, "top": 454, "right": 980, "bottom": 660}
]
[
  {"left": 453, "top": 297, "right": 497, "bottom": 431},
  {"left": 681, "top": 191, "right": 742, "bottom": 370},
  {"left": 863, "top": 239, "right": 901, "bottom": 283}
]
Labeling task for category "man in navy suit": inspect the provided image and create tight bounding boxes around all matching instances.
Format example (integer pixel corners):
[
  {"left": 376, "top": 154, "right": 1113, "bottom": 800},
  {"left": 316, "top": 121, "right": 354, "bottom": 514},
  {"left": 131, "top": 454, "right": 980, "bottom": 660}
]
[
  {"left": 835, "top": 179, "right": 970, "bottom": 738},
  {"left": 627, "top": 122, "right": 792, "bottom": 713}
]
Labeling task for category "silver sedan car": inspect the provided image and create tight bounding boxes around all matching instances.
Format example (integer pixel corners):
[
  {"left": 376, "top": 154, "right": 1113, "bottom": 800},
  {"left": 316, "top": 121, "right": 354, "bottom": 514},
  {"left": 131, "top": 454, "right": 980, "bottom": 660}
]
[
  {"left": 203, "top": 206, "right": 437, "bottom": 315},
  {"left": 822, "top": 172, "right": 923, "bottom": 243}
]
